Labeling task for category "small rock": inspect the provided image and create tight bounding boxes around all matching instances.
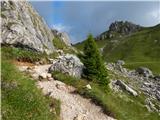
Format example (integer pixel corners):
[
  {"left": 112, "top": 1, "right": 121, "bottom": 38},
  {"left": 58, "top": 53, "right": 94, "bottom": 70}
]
[
  {"left": 145, "top": 98, "right": 158, "bottom": 112},
  {"left": 39, "top": 73, "right": 47, "bottom": 79},
  {"left": 136, "top": 67, "right": 153, "bottom": 78},
  {"left": 26, "top": 66, "right": 35, "bottom": 73},
  {"left": 48, "top": 58, "right": 54, "bottom": 64},
  {"left": 86, "top": 84, "right": 92, "bottom": 90},
  {"left": 156, "top": 91, "right": 160, "bottom": 101},
  {"left": 47, "top": 73, "right": 52, "bottom": 78},
  {"left": 56, "top": 83, "right": 66, "bottom": 91},
  {"left": 45, "top": 91, "right": 52, "bottom": 97},
  {"left": 154, "top": 75, "right": 160, "bottom": 81},
  {"left": 74, "top": 114, "right": 86, "bottom": 120},
  {"left": 35, "top": 62, "right": 40, "bottom": 65},
  {"left": 116, "top": 60, "right": 125, "bottom": 65},
  {"left": 57, "top": 49, "right": 64, "bottom": 55},
  {"left": 48, "top": 77, "right": 54, "bottom": 81},
  {"left": 145, "top": 105, "right": 152, "bottom": 112}
]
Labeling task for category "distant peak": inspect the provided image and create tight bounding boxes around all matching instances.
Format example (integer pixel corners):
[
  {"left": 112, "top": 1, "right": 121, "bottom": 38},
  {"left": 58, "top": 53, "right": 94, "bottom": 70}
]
[
  {"left": 96, "top": 20, "right": 143, "bottom": 40},
  {"left": 109, "top": 20, "right": 142, "bottom": 34}
]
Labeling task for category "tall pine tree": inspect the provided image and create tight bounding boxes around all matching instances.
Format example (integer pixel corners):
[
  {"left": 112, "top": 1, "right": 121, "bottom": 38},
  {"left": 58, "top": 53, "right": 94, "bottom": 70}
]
[{"left": 82, "top": 34, "right": 108, "bottom": 85}]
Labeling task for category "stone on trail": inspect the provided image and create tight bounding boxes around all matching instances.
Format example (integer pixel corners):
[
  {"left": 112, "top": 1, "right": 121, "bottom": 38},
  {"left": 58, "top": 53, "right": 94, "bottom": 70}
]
[
  {"left": 39, "top": 73, "right": 47, "bottom": 79},
  {"left": 49, "top": 54, "right": 84, "bottom": 78}
]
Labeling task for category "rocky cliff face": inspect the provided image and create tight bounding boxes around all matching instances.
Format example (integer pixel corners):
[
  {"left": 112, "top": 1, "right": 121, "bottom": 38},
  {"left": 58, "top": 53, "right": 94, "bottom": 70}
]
[
  {"left": 109, "top": 21, "right": 142, "bottom": 35},
  {"left": 1, "top": 0, "right": 55, "bottom": 54},
  {"left": 96, "top": 21, "right": 142, "bottom": 40},
  {"left": 51, "top": 29, "right": 71, "bottom": 46}
]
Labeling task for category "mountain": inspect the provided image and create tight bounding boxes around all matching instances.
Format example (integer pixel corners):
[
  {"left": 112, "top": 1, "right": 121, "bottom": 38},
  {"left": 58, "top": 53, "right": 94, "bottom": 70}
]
[
  {"left": 103, "top": 24, "right": 160, "bottom": 61},
  {"left": 75, "top": 21, "right": 160, "bottom": 73},
  {"left": 103, "top": 24, "right": 160, "bottom": 73},
  {"left": 1, "top": 0, "right": 55, "bottom": 54},
  {"left": 96, "top": 21, "right": 142, "bottom": 40},
  {"left": 75, "top": 21, "right": 143, "bottom": 50}
]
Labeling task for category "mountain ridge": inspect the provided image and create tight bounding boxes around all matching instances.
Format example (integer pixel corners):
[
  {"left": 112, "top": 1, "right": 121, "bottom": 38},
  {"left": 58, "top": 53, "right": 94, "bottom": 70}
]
[
  {"left": 95, "top": 20, "right": 143, "bottom": 40},
  {"left": 74, "top": 22, "right": 160, "bottom": 73}
]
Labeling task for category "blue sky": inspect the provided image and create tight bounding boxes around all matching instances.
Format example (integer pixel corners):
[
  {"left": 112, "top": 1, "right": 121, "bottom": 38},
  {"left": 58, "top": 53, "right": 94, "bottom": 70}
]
[{"left": 30, "top": 1, "right": 160, "bottom": 43}]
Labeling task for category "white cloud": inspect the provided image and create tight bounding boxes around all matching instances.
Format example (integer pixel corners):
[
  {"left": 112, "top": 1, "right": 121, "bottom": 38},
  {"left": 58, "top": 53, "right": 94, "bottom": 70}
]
[
  {"left": 148, "top": 9, "right": 160, "bottom": 21},
  {"left": 52, "top": 24, "right": 72, "bottom": 32},
  {"left": 143, "top": 9, "right": 160, "bottom": 26}
]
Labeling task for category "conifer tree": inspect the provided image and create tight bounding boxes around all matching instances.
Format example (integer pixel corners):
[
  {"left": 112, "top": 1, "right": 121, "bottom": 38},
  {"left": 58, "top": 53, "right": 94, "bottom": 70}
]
[{"left": 82, "top": 34, "right": 108, "bottom": 85}]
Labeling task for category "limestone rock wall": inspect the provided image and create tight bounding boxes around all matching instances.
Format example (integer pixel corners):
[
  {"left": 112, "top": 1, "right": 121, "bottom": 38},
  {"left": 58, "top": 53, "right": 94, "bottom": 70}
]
[{"left": 1, "top": 0, "right": 55, "bottom": 54}]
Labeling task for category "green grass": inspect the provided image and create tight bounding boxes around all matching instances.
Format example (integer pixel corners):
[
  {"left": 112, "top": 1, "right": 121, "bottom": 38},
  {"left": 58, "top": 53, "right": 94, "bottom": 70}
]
[
  {"left": 103, "top": 25, "right": 160, "bottom": 62},
  {"left": 1, "top": 46, "right": 58, "bottom": 63},
  {"left": 74, "top": 39, "right": 107, "bottom": 51},
  {"left": 52, "top": 37, "right": 77, "bottom": 55},
  {"left": 1, "top": 47, "right": 60, "bottom": 120},
  {"left": 52, "top": 37, "right": 68, "bottom": 50},
  {"left": 124, "top": 61, "right": 160, "bottom": 74},
  {"left": 52, "top": 71, "right": 160, "bottom": 120},
  {"left": 103, "top": 25, "right": 160, "bottom": 74},
  {"left": 103, "top": 24, "right": 160, "bottom": 60}
]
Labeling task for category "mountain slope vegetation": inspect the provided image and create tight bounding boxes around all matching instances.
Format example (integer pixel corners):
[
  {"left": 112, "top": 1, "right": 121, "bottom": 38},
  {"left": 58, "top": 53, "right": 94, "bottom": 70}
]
[
  {"left": 75, "top": 23, "right": 160, "bottom": 74},
  {"left": 103, "top": 24, "right": 160, "bottom": 74}
]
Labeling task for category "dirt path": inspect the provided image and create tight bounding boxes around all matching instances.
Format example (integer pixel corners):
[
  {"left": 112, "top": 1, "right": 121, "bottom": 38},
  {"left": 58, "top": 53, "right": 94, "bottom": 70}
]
[{"left": 18, "top": 64, "right": 115, "bottom": 120}]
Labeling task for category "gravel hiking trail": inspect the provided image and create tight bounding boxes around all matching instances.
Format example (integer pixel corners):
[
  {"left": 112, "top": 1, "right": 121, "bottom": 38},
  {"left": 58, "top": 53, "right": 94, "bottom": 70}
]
[{"left": 18, "top": 63, "right": 115, "bottom": 120}]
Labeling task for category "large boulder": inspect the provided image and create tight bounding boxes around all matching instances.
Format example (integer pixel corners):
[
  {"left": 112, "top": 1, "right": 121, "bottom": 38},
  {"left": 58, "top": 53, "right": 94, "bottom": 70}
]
[
  {"left": 136, "top": 67, "right": 153, "bottom": 77},
  {"left": 49, "top": 54, "right": 84, "bottom": 78}
]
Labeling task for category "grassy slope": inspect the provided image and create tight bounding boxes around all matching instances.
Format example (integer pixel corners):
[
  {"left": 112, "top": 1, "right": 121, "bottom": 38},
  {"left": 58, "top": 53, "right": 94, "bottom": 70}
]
[
  {"left": 103, "top": 25, "right": 160, "bottom": 61},
  {"left": 103, "top": 24, "right": 160, "bottom": 74},
  {"left": 74, "top": 24, "right": 160, "bottom": 74},
  {"left": 52, "top": 71, "right": 160, "bottom": 120},
  {"left": 1, "top": 48, "right": 60, "bottom": 120},
  {"left": 74, "top": 39, "right": 107, "bottom": 51}
]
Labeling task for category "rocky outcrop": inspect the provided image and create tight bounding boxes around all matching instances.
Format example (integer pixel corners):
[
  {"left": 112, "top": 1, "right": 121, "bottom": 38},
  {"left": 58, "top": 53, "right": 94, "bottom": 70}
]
[
  {"left": 1, "top": 0, "right": 55, "bottom": 53},
  {"left": 141, "top": 81, "right": 160, "bottom": 101},
  {"left": 107, "top": 63, "right": 160, "bottom": 98},
  {"left": 107, "top": 62, "right": 160, "bottom": 112},
  {"left": 49, "top": 54, "right": 84, "bottom": 78},
  {"left": 108, "top": 21, "right": 142, "bottom": 36},
  {"left": 96, "top": 21, "right": 142, "bottom": 40},
  {"left": 51, "top": 29, "right": 71, "bottom": 46}
]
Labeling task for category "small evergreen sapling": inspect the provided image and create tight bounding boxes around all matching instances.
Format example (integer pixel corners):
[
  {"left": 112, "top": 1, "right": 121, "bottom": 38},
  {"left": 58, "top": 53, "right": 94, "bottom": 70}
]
[{"left": 82, "top": 34, "right": 109, "bottom": 85}]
